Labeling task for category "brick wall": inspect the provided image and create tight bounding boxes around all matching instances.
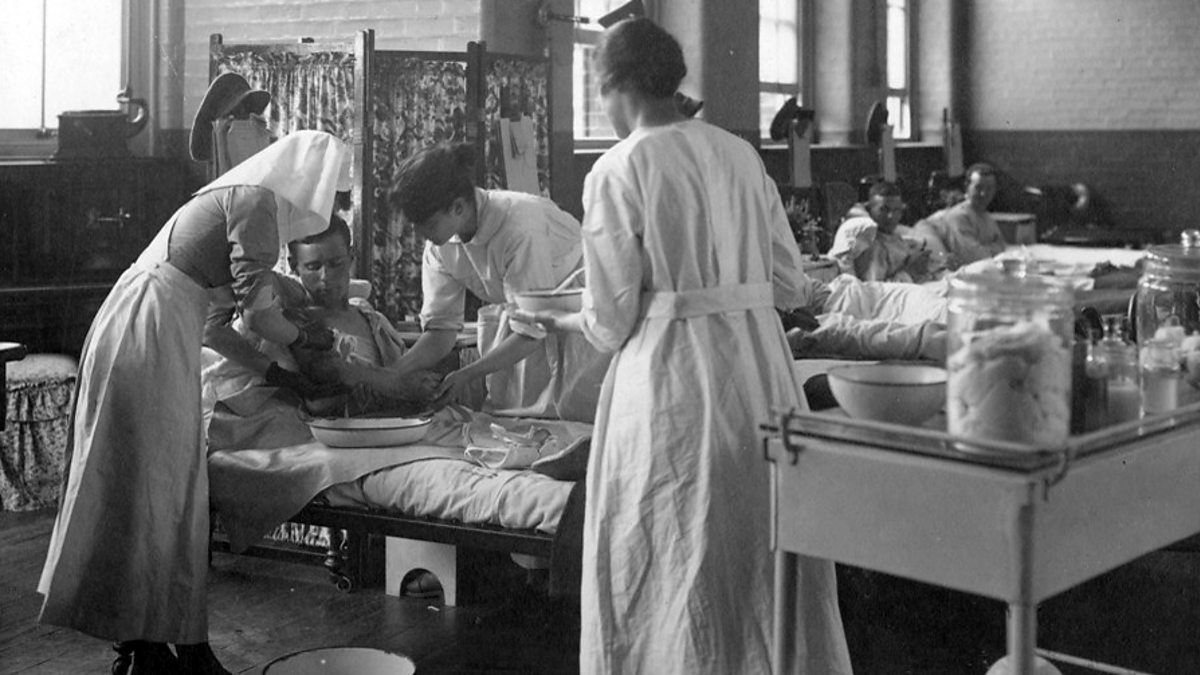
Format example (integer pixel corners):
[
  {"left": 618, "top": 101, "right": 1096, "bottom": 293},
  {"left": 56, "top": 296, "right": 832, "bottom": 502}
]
[
  {"left": 963, "top": 0, "right": 1200, "bottom": 234},
  {"left": 967, "top": 0, "right": 1200, "bottom": 131},
  {"left": 184, "top": 0, "right": 481, "bottom": 123}
]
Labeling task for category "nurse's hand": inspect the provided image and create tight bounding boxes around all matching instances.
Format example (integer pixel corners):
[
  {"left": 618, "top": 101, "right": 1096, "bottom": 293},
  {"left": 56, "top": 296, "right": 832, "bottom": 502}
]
[
  {"left": 508, "top": 308, "right": 583, "bottom": 333},
  {"left": 291, "top": 322, "right": 336, "bottom": 351},
  {"left": 431, "top": 368, "right": 473, "bottom": 409}
]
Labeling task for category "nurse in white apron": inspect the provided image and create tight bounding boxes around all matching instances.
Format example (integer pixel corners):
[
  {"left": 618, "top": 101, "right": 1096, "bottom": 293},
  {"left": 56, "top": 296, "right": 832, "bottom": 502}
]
[
  {"left": 37, "top": 131, "right": 350, "bottom": 675},
  {"left": 513, "top": 19, "right": 852, "bottom": 675},
  {"left": 387, "top": 142, "right": 609, "bottom": 423}
]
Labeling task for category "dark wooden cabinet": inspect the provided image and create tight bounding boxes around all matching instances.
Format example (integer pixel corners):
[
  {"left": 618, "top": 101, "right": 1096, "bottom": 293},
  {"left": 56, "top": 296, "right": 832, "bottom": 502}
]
[{"left": 1, "top": 158, "right": 193, "bottom": 356}]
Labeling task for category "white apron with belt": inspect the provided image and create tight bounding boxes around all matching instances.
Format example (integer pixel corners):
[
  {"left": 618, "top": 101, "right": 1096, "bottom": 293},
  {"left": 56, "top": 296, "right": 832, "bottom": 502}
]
[
  {"left": 38, "top": 224, "right": 213, "bottom": 644},
  {"left": 580, "top": 282, "right": 851, "bottom": 675}
]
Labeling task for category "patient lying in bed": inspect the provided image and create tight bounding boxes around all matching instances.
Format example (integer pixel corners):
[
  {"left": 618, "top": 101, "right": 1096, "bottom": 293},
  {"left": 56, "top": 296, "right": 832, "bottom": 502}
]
[
  {"left": 203, "top": 217, "right": 588, "bottom": 557},
  {"left": 782, "top": 274, "right": 950, "bottom": 362}
]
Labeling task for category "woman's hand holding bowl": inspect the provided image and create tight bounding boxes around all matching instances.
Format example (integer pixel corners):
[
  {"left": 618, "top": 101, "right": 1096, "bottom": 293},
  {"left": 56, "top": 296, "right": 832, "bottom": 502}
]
[{"left": 509, "top": 306, "right": 583, "bottom": 333}]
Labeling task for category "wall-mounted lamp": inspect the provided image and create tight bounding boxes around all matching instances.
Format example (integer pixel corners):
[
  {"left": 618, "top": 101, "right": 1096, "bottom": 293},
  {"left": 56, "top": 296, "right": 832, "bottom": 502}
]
[
  {"left": 597, "top": 0, "right": 645, "bottom": 28},
  {"left": 536, "top": 2, "right": 590, "bottom": 27},
  {"left": 536, "top": 0, "right": 645, "bottom": 28}
]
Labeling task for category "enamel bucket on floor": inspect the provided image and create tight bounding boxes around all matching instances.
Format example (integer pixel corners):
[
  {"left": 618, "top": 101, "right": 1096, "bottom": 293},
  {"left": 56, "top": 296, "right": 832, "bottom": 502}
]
[{"left": 263, "top": 647, "right": 416, "bottom": 675}]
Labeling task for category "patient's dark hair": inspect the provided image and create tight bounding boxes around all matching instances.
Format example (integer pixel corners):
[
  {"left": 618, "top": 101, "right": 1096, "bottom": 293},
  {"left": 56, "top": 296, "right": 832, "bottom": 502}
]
[
  {"left": 868, "top": 181, "right": 902, "bottom": 200},
  {"left": 594, "top": 18, "right": 686, "bottom": 98},
  {"left": 288, "top": 212, "right": 351, "bottom": 257},
  {"left": 387, "top": 143, "right": 476, "bottom": 225},
  {"left": 966, "top": 162, "right": 997, "bottom": 181}
]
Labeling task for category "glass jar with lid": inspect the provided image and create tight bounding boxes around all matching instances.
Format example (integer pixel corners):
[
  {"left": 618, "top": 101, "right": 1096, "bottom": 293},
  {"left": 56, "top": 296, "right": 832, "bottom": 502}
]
[
  {"left": 946, "top": 269, "right": 1075, "bottom": 446},
  {"left": 1134, "top": 229, "right": 1200, "bottom": 413}
]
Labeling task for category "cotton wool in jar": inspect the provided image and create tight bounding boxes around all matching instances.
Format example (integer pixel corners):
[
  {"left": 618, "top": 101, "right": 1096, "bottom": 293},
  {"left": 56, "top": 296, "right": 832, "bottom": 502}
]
[{"left": 946, "top": 270, "right": 1075, "bottom": 447}]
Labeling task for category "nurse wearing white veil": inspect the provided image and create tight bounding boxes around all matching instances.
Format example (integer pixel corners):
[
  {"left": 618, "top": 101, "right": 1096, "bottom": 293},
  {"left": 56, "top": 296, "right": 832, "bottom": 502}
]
[{"left": 37, "top": 130, "right": 352, "bottom": 675}]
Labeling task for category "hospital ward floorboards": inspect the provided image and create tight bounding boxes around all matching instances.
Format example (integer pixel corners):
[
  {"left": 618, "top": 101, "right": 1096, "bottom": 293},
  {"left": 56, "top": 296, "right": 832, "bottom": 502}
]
[{"left": 4, "top": 507, "right": 1200, "bottom": 674}]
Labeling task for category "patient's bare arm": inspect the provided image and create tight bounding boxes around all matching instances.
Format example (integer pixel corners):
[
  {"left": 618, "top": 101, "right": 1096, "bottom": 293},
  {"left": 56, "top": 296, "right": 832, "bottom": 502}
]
[{"left": 288, "top": 312, "right": 442, "bottom": 415}]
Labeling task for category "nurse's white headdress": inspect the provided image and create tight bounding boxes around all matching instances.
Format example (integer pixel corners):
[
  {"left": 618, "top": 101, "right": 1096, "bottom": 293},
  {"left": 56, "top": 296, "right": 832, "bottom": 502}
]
[{"left": 194, "top": 129, "right": 353, "bottom": 242}]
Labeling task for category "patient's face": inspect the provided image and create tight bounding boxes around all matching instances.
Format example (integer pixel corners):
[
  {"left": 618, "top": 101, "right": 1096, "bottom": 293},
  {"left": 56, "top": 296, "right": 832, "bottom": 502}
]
[
  {"left": 291, "top": 236, "right": 354, "bottom": 309},
  {"left": 867, "top": 195, "right": 905, "bottom": 233},
  {"left": 965, "top": 172, "right": 997, "bottom": 211}
]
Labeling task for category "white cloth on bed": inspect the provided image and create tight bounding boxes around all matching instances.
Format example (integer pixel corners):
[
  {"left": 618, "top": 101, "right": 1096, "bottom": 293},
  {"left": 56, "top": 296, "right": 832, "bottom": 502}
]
[
  {"left": 207, "top": 404, "right": 591, "bottom": 552},
  {"left": 822, "top": 274, "right": 949, "bottom": 325},
  {"left": 210, "top": 441, "right": 464, "bottom": 552}
]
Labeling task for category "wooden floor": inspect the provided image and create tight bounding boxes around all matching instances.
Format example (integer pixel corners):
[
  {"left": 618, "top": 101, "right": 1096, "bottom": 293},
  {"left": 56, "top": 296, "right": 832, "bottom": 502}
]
[
  {"left": 1, "top": 508, "right": 579, "bottom": 674},
  {"left": 5, "top": 507, "right": 1200, "bottom": 674}
]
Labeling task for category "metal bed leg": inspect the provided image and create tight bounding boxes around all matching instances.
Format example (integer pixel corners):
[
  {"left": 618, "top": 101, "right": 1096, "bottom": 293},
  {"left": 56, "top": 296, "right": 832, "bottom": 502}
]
[
  {"left": 1002, "top": 492, "right": 1038, "bottom": 675},
  {"left": 1006, "top": 601, "right": 1037, "bottom": 675},
  {"left": 773, "top": 549, "right": 799, "bottom": 674}
]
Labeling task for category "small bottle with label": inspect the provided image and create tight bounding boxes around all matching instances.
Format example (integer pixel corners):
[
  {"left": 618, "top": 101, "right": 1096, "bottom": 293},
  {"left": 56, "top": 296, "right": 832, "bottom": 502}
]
[
  {"left": 1099, "top": 316, "right": 1140, "bottom": 424},
  {"left": 1141, "top": 336, "right": 1181, "bottom": 416}
]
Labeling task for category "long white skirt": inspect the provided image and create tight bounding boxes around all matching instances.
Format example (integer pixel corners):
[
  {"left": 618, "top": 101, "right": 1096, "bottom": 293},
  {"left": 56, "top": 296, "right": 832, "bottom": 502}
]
[{"left": 38, "top": 250, "right": 211, "bottom": 643}]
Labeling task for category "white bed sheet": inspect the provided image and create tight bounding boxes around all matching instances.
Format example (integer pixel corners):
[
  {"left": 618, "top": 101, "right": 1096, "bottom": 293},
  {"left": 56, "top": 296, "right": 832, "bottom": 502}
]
[{"left": 319, "top": 459, "right": 573, "bottom": 534}]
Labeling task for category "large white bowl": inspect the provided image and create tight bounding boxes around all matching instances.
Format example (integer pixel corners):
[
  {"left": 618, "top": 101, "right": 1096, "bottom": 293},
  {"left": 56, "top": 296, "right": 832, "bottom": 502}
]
[
  {"left": 308, "top": 416, "right": 431, "bottom": 448},
  {"left": 513, "top": 288, "right": 583, "bottom": 313},
  {"left": 827, "top": 362, "right": 948, "bottom": 425},
  {"left": 264, "top": 647, "right": 416, "bottom": 675}
]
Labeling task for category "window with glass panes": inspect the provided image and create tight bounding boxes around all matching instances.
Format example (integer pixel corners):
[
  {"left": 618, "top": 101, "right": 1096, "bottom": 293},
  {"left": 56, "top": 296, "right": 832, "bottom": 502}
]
[
  {"left": 573, "top": 0, "right": 619, "bottom": 141},
  {"left": 760, "top": 0, "right": 800, "bottom": 141},
  {"left": 0, "top": 0, "right": 122, "bottom": 132},
  {"left": 885, "top": 0, "right": 912, "bottom": 140}
]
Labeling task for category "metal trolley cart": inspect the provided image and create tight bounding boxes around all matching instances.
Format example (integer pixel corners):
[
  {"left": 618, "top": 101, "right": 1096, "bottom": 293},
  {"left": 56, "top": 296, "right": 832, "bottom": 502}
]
[{"left": 763, "top": 404, "right": 1200, "bottom": 674}]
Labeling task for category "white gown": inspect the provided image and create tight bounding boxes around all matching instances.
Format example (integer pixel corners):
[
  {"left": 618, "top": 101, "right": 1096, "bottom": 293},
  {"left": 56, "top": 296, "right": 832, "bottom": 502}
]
[
  {"left": 578, "top": 120, "right": 853, "bottom": 674},
  {"left": 421, "top": 188, "right": 609, "bottom": 422}
]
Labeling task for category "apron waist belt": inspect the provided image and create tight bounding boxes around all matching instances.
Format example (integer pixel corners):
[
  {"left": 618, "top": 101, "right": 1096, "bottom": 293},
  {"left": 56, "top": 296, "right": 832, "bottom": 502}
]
[{"left": 643, "top": 282, "right": 775, "bottom": 320}]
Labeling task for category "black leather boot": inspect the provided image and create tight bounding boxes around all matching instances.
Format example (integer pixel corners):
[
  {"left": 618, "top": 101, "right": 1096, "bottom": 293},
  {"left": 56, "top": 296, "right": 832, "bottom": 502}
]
[
  {"left": 176, "top": 642, "right": 232, "bottom": 675},
  {"left": 111, "top": 641, "right": 179, "bottom": 675}
]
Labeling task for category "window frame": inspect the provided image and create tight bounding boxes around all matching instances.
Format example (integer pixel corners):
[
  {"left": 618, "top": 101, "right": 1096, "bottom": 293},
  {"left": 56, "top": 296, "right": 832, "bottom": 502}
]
[
  {"left": 884, "top": 0, "right": 917, "bottom": 142},
  {"left": 0, "top": 0, "right": 128, "bottom": 157},
  {"left": 571, "top": 23, "right": 617, "bottom": 150},
  {"left": 759, "top": 0, "right": 809, "bottom": 146}
]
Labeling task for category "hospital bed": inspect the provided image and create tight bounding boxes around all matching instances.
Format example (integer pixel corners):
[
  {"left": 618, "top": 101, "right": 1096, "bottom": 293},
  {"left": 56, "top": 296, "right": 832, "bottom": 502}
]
[{"left": 207, "top": 412, "right": 586, "bottom": 606}]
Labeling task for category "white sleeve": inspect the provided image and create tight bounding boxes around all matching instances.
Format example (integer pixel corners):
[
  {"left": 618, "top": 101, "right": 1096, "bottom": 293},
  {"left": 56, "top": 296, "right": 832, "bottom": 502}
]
[
  {"left": 579, "top": 162, "right": 644, "bottom": 353},
  {"left": 419, "top": 242, "right": 467, "bottom": 331}
]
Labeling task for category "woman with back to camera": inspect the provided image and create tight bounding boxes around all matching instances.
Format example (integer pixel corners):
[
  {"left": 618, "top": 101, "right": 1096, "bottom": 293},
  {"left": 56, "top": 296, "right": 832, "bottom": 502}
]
[
  {"left": 37, "top": 130, "right": 349, "bottom": 675},
  {"left": 513, "top": 18, "right": 852, "bottom": 675}
]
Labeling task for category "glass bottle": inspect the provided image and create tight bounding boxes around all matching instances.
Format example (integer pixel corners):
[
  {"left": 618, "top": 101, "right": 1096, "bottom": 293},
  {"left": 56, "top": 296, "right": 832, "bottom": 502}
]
[
  {"left": 1134, "top": 229, "right": 1200, "bottom": 413},
  {"left": 1099, "top": 316, "right": 1141, "bottom": 424},
  {"left": 946, "top": 269, "right": 1075, "bottom": 447},
  {"left": 1080, "top": 326, "right": 1109, "bottom": 432}
]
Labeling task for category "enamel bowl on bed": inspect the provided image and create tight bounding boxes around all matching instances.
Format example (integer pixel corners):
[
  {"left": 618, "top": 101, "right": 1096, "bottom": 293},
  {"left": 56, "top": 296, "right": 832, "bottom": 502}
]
[{"left": 308, "top": 416, "right": 431, "bottom": 448}]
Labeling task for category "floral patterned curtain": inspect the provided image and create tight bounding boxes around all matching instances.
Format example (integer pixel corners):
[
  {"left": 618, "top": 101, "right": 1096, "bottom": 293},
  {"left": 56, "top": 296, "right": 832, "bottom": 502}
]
[
  {"left": 213, "top": 47, "right": 357, "bottom": 142},
  {"left": 368, "top": 54, "right": 470, "bottom": 324},
  {"left": 482, "top": 57, "right": 552, "bottom": 197}
]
